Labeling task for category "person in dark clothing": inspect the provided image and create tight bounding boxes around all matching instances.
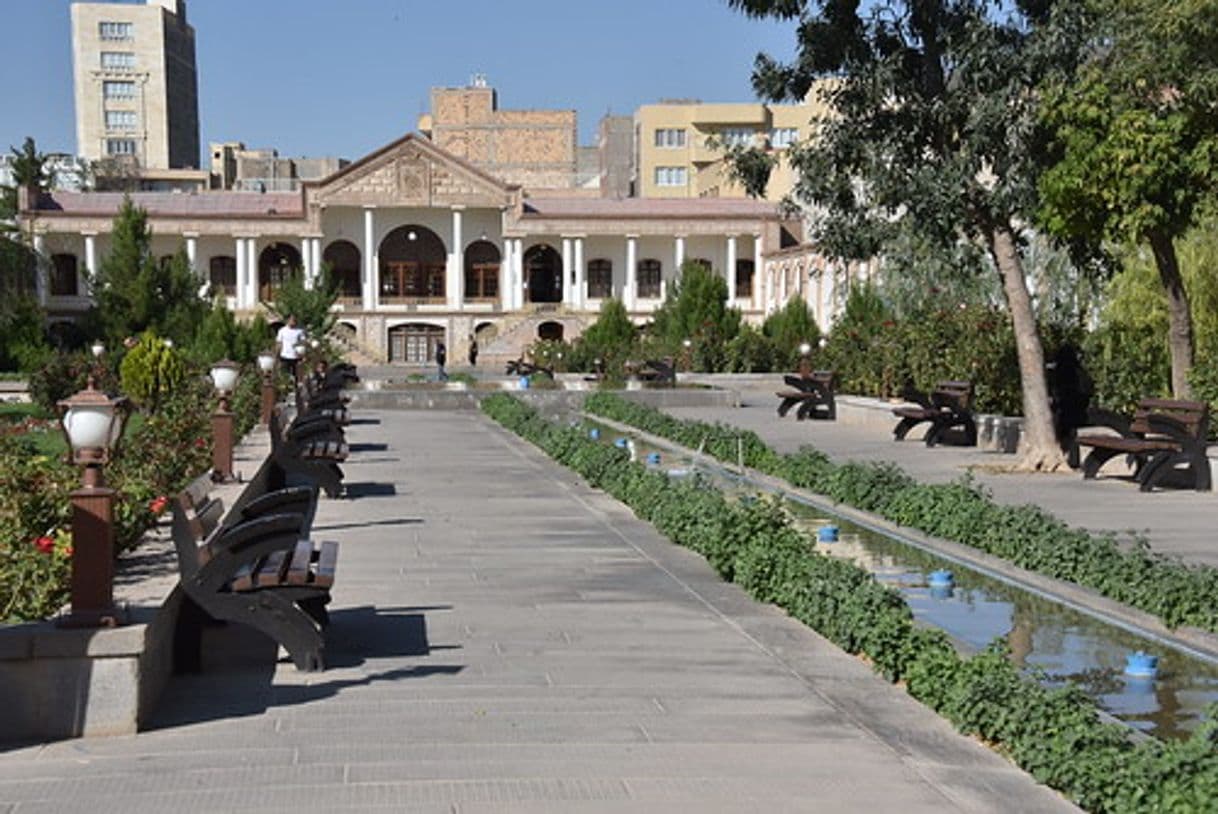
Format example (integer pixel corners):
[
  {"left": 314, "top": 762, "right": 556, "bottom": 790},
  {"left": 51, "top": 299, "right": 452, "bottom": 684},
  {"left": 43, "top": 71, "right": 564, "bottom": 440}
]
[
  {"left": 435, "top": 341, "right": 448, "bottom": 381},
  {"left": 1047, "top": 343, "right": 1093, "bottom": 452},
  {"left": 468, "top": 336, "right": 479, "bottom": 367}
]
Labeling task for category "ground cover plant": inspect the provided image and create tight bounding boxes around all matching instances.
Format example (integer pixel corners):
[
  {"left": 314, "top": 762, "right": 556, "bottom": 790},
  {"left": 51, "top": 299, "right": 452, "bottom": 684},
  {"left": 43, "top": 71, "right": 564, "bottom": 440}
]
[
  {"left": 584, "top": 393, "right": 1218, "bottom": 633},
  {"left": 482, "top": 393, "right": 1218, "bottom": 812}
]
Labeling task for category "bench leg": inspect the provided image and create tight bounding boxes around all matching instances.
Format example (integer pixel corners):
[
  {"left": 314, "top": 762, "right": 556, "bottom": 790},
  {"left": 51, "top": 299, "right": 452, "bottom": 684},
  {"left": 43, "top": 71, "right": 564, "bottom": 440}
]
[
  {"left": 961, "top": 416, "right": 978, "bottom": 447},
  {"left": 824, "top": 398, "right": 836, "bottom": 421},
  {"left": 193, "top": 590, "right": 325, "bottom": 672},
  {"left": 777, "top": 398, "right": 798, "bottom": 418},
  {"left": 893, "top": 417, "right": 922, "bottom": 441},
  {"left": 796, "top": 399, "right": 814, "bottom": 421},
  {"left": 1081, "top": 447, "right": 1123, "bottom": 480}
]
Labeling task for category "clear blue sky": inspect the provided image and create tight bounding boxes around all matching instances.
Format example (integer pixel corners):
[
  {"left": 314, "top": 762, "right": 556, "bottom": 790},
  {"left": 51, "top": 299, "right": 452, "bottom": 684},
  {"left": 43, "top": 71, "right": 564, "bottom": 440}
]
[{"left": 1, "top": 0, "right": 798, "bottom": 162}]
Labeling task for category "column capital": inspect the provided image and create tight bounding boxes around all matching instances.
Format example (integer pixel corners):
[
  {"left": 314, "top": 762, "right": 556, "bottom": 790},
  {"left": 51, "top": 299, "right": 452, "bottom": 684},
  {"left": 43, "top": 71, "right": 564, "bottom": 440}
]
[{"left": 450, "top": 204, "right": 467, "bottom": 212}]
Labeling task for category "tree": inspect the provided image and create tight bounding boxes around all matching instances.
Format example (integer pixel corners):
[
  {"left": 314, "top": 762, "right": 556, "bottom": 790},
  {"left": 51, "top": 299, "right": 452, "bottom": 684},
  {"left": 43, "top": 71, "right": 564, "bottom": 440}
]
[
  {"left": 762, "top": 297, "right": 821, "bottom": 369},
  {"left": 90, "top": 197, "right": 207, "bottom": 344},
  {"left": 1038, "top": 0, "right": 1218, "bottom": 398},
  {"left": 267, "top": 265, "right": 338, "bottom": 350},
  {"left": 651, "top": 260, "right": 741, "bottom": 371},
  {"left": 0, "top": 137, "right": 48, "bottom": 224},
  {"left": 727, "top": 0, "right": 1090, "bottom": 469}
]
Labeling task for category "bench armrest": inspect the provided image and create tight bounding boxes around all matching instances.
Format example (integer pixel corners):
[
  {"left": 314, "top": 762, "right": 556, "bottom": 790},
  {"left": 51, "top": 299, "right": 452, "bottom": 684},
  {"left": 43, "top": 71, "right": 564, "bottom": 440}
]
[
  {"left": 1085, "top": 407, "right": 1133, "bottom": 437},
  {"left": 1144, "top": 413, "right": 1200, "bottom": 443}
]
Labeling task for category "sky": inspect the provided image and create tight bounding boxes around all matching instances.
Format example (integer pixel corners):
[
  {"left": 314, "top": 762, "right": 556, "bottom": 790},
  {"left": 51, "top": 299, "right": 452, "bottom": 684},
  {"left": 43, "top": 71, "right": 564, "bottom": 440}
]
[{"left": 0, "top": 0, "right": 799, "bottom": 162}]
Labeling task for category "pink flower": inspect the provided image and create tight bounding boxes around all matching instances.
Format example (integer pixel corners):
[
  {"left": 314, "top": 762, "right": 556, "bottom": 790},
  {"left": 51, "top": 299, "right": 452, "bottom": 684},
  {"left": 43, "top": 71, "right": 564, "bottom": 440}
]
[{"left": 34, "top": 536, "right": 55, "bottom": 555}]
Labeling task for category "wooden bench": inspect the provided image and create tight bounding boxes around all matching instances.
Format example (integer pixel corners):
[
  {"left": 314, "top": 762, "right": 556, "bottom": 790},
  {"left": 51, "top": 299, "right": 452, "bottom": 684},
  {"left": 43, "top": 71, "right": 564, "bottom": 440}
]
[
  {"left": 170, "top": 474, "right": 338, "bottom": 672},
  {"left": 776, "top": 370, "right": 836, "bottom": 421},
  {"left": 270, "top": 409, "right": 347, "bottom": 498},
  {"left": 892, "top": 381, "right": 977, "bottom": 447},
  {"left": 1072, "top": 398, "right": 1211, "bottom": 491},
  {"left": 628, "top": 358, "right": 676, "bottom": 387}
]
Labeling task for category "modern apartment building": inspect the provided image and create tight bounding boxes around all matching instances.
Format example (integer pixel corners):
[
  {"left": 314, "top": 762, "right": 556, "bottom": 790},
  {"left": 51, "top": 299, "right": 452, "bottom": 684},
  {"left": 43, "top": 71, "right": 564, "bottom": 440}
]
[
  {"left": 417, "top": 77, "right": 578, "bottom": 190},
  {"left": 71, "top": 0, "right": 200, "bottom": 173},
  {"left": 633, "top": 90, "right": 831, "bottom": 201}
]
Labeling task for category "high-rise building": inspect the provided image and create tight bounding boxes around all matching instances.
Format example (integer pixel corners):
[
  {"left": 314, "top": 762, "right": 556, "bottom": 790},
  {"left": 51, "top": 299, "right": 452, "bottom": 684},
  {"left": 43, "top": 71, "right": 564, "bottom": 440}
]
[{"left": 71, "top": 0, "right": 200, "bottom": 173}]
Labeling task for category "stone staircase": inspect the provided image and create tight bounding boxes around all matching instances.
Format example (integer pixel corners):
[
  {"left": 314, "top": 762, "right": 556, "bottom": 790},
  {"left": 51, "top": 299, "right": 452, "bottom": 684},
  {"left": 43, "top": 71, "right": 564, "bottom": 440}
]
[
  {"left": 329, "top": 325, "right": 385, "bottom": 366},
  {"left": 475, "top": 306, "right": 593, "bottom": 370}
]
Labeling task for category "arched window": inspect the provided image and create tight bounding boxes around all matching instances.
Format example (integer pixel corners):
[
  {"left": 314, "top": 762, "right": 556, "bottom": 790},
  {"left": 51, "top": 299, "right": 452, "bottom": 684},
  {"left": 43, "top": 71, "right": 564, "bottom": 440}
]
[
  {"left": 735, "top": 259, "right": 755, "bottom": 299},
  {"left": 464, "top": 240, "right": 501, "bottom": 301},
  {"left": 380, "top": 225, "right": 446, "bottom": 302},
  {"left": 258, "top": 243, "right": 302, "bottom": 301},
  {"left": 323, "top": 240, "right": 361, "bottom": 301},
  {"left": 524, "top": 244, "right": 562, "bottom": 303},
  {"left": 209, "top": 256, "right": 236, "bottom": 297},
  {"left": 50, "top": 254, "right": 78, "bottom": 296},
  {"left": 637, "top": 259, "right": 662, "bottom": 299},
  {"left": 587, "top": 259, "right": 612, "bottom": 299}
]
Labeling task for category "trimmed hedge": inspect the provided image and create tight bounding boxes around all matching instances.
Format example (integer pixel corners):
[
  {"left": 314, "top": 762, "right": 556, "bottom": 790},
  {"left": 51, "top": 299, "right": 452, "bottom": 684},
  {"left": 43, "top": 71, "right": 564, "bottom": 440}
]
[
  {"left": 584, "top": 393, "right": 1218, "bottom": 633},
  {"left": 482, "top": 393, "right": 1218, "bottom": 813}
]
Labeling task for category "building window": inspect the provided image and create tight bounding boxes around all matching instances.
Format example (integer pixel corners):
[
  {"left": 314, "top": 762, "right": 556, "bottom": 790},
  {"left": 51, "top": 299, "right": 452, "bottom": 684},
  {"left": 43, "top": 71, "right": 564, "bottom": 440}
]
[
  {"left": 735, "top": 259, "right": 756, "bottom": 299},
  {"left": 209, "top": 256, "right": 236, "bottom": 297},
  {"left": 50, "top": 254, "right": 79, "bottom": 297},
  {"left": 100, "top": 51, "right": 135, "bottom": 70},
  {"left": 637, "top": 259, "right": 662, "bottom": 299},
  {"left": 105, "top": 110, "right": 138, "bottom": 131},
  {"left": 654, "top": 128, "right": 686, "bottom": 148},
  {"left": 587, "top": 259, "right": 612, "bottom": 299},
  {"left": 770, "top": 128, "right": 799, "bottom": 149},
  {"left": 103, "top": 81, "right": 136, "bottom": 99},
  {"left": 99, "top": 21, "right": 133, "bottom": 40},
  {"left": 106, "top": 139, "right": 137, "bottom": 156},
  {"left": 721, "top": 127, "right": 755, "bottom": 148},
  {"left": 654, "top": 166, "right": 687, "bottom": 187},
  {"left": 464, "top": 241, "right": 501, "bottom": 301}
]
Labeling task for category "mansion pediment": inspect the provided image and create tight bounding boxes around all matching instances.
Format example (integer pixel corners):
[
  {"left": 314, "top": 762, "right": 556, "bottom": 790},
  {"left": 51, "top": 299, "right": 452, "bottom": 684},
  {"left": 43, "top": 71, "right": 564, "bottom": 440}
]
[{"left": 307, "top": 134, "right": 517, "bottom": 210}]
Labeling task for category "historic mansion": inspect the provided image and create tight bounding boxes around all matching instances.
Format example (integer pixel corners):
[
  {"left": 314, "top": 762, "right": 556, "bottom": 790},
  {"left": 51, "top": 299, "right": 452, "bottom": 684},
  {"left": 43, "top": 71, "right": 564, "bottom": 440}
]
[{"left": 17, "top": 133, "right": 847, "bottom": 364}]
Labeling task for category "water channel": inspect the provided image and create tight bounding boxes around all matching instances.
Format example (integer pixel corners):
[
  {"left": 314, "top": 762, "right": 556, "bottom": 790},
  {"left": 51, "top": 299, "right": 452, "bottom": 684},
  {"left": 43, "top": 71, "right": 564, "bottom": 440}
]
[{"left": 580, "top": 418, "right": 1218, "bottom": 742}]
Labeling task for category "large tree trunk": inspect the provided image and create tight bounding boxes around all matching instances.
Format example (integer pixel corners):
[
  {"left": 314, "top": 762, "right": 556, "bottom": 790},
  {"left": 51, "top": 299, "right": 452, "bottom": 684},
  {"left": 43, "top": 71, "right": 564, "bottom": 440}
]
[
  {"left": 1147, "top": 230, "right": 1194, "bottom": 399},
  {"left": 986, "top": 223, "right": 1067, "bottom": 471}
]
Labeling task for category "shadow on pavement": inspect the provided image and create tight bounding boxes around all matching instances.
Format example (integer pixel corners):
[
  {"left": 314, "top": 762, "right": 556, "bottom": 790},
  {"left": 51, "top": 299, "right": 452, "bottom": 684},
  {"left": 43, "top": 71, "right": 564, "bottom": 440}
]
[
  {"left": 311, "top": 516, "right": 424, "bottom": 533},
  {"left": 148, "top": 605, "right": 462, "bottom": 730},
  {"left": 344, "top": 482, "right": 398, "bottom": 498},
  {"left": 347, "top": 418, "right": 382, "bottom": 426},
  {"left": 349, "top": 442, "right": 390, "bottom": 453}
]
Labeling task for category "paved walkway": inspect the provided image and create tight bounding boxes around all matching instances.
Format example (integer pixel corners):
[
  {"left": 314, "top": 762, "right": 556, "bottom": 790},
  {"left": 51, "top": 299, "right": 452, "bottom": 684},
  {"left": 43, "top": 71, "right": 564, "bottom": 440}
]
[
  {"left": 665, "top": 387, "right": 1218, "bottom": 568},
  {"left": 0, "top": 410, "right": 1074, "bottom": 813}
]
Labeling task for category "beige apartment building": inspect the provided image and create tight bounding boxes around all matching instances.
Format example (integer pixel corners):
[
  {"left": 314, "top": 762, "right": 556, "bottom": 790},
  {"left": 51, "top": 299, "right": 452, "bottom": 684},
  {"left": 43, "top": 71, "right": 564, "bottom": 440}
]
[
  {"left": 418, "top": 78, "right": 578, "bottom": 190},
  {"left": 633, "top": 91, "right": 830, "bottom": 201},
  {"left": 71, "top": 0, "right": 200, "bottom": 175}
]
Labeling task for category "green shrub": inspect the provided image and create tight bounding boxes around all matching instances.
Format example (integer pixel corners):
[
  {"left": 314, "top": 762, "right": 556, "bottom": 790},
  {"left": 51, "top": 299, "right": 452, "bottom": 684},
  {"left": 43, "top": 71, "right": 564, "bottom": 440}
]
[{"left": 119, "top": 332, "right": 186, "bottom": 411}]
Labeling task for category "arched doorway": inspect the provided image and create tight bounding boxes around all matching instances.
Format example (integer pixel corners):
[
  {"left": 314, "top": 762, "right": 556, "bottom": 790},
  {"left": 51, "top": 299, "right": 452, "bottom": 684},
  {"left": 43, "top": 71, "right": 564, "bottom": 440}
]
[
  {"left": 464, "top": 240, "right": 501, "bottom": 303},
  {"left": 258, "top": 243, "right": 302, "bottom": 301},
  {"left": 524, "top": 244, "right": 562, "bottom": 303},
  {"left": 380, "top": 225, "right": 446, "bottom": 303},
  {"left": 323, "top": 240, "right": 362, "bottom": 303},
  {"left": 388, "top": 323, "right": 445, "bottom": 364},
  {"left": 537, "top": 321, "right": 564, "bottom": 341}
]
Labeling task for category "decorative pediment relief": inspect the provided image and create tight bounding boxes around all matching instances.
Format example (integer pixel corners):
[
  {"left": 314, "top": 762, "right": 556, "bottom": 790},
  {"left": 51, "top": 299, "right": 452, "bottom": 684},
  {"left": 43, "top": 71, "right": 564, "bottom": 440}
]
[{"left": 309, "top": 134, "right": 514, "bottom": 210}]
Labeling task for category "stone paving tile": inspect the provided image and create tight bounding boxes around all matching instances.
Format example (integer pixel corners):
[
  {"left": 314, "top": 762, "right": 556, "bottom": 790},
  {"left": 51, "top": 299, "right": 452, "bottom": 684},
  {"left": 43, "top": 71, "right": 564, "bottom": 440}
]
[{"left": 0, "top": 410, "right": 1079, "bottom": 813}]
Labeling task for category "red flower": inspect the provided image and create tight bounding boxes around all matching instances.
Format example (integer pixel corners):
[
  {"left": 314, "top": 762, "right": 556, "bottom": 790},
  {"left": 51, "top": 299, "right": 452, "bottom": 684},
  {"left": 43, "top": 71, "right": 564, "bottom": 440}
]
[
  {"left": 65, "top": 546, "right": 73, "bottom": 557},
  {"left": 149, "top": 495, "right": 169, "bottom": 515},
  {"left": 194, "top": 438, "right": 208, "bottom": 449},
  {"left": 34, "top": 536, "right": 55, "bottom": 554}
]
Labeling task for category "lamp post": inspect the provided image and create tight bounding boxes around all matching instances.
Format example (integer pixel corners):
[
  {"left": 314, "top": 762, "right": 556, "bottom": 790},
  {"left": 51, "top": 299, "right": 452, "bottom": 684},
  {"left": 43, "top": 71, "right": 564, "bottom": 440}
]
[
  {"left": 681, "top": 338, "right": 693, "bottom": 372},
  {"left": 209, "top": 360, "right": 240, "bottom": 482},
  {"left": 257, "top": 352, "right": 276, "bottom": 426},
  {"left": 799, "top": 341, "right": 813, "bottom": 377},
  {"left": 57, "top": 380, "right": 128, "bottom": 627}
]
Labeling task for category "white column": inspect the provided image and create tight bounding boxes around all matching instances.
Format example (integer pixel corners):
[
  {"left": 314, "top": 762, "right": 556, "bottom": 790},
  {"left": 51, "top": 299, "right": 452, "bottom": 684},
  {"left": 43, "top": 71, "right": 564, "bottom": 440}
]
[
  {"left": 185, "top": 235, "right": 197, "bottom": 272},
  {"left": 778, "top": 261, "right": 788, "bottom": 307},
  {"left": 753, "top": 234, "right": 763, "bottom": 307},
  {"left": 822, "top": 260, "right": 837, "bottom": 335},
  {"left": 311, "top": 239, "right": 321, "bottom": 288},
  {"left": 83, "top": 233, "right": 97, "bottom": 295},
  {"left": 726, "top": 235, "right": 738, "bottom": 302},
  {"left": 513, "top": 238, "right": 525, "bottom": 309},
  {"left": 235, "top": 238, "right": 247, "bottom": 309},
  {"left": 300, "top": 236, "right": 313, "bottom": 288},
  {"left": 625, "top": 235, "right": 637, "bottom": 310},
  {"left": 501, "top": 239, "right": 513, "bottom": 311},
  {"left": 448, "top": 207, "right": 464, "bottom": 309},
  {"left": 246, "top": 238, "right": 258, "bottom": 306},
  {"left": 765, "top": 264, "right": 775, "bottom": 315},
  {"left": 561, "top": 237, "right": 573, "bottom": 308},
  {"left": 32, "top": 233, "right": 47, "bottom": 306},
  {"left": 363, "top": 207, "right": 376, "bottom": 311},
  {"left": 674, "top": 235, "right": 685, "bottom": 272},
  {"left": 573, "top": 237, "right": 585, "bottom": 310}
]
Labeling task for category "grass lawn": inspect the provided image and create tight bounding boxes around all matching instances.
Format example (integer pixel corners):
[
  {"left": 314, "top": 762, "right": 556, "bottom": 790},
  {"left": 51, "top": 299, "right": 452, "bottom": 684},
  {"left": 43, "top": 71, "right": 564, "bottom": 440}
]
[{"left": 0, "top": 403, "right": 146, "bottom": 458}]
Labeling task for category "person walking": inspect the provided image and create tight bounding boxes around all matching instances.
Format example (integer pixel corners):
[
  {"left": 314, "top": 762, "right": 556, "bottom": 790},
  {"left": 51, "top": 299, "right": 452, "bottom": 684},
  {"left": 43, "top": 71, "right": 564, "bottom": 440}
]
[
  {"left": 435, "top": 341, "right": 448, "bottom": 381},
  {"left": 276, "top": 315, "right": 306, "bottom": 380},
  {"left": 468, "top": 335, "right": 479, "bottom": 367}
]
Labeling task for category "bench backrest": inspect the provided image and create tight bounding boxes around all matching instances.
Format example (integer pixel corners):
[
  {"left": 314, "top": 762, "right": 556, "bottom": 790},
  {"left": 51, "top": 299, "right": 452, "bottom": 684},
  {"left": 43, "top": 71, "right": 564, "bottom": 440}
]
[
  {"left": 1132, "top": 398, "right": 1209, "bottom": 438},
  {"left": 932, "top": 381, "right": 973, "bottom": 410},
  {"left": 810, "top": 370, "right": 835, "bottom": 389},
  {"left": 170, "top": 487, "right": 225, "bottom": 579}
]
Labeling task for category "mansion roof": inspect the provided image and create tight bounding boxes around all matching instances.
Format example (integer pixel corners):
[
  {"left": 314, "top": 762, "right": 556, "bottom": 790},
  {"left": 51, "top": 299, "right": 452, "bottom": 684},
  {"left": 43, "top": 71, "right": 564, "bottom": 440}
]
[
  {"left": 32, "top": 190, "right": 305, "bottom": 219},
  {"left": 519, "top": 197, "right": 780, "bottom": 220}
]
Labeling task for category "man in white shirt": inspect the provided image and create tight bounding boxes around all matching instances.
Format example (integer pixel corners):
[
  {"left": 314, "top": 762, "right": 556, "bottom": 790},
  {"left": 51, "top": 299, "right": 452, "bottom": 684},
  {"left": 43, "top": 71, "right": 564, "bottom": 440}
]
[{"left": 276, "top": 315, "right": 306, "bottom": 379}]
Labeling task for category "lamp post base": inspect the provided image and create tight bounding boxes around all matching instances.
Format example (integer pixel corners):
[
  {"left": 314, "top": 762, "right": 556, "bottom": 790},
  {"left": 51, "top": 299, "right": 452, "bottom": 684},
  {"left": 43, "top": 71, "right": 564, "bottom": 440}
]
[
  {"left": 61, "top": 485, "right": 122, "bottom": 628},
  {"left": 260, "top": 379, "right": 276, "bottom": 426},
  {"left": 56, "top": 607, "right": 125, "bottom": 629},
  {"left": 212, "top": 410, "right": 236, "bottom": 482}
]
